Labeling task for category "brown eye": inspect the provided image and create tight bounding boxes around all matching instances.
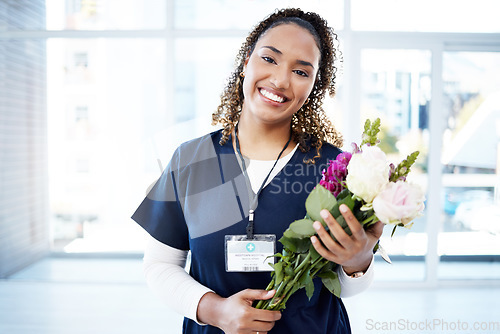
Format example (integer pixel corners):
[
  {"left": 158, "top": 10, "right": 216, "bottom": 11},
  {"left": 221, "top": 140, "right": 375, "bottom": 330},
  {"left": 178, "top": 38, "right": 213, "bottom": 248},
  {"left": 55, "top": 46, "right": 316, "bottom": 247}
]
[
  {"left": 262, "top": 56, "right": 276, "bottom": 64},
  {"left": 294, "top": 70, "right": 309, "bottom": 77}
]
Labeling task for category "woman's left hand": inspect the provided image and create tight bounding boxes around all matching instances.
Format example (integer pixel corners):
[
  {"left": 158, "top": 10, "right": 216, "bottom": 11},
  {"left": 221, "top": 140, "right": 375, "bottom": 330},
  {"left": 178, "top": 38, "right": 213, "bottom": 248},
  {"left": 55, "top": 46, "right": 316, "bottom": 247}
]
[{"left": 310, "top": 204, "right": 384, "bottom": 275}]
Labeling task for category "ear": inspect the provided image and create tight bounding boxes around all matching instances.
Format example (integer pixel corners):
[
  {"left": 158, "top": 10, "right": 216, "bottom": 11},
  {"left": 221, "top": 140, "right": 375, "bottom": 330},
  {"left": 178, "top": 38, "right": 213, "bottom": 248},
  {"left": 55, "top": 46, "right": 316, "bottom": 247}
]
[{"left": 243, "top": 57, "right": 249, "bottom": 72}]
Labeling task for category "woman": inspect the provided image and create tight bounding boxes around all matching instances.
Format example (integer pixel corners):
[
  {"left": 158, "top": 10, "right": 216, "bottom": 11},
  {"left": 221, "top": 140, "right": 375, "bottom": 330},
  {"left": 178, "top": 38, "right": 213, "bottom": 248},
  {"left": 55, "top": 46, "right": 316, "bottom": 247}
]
[{"left": 133, "top": 8, "right": 383, "bottom": 334}]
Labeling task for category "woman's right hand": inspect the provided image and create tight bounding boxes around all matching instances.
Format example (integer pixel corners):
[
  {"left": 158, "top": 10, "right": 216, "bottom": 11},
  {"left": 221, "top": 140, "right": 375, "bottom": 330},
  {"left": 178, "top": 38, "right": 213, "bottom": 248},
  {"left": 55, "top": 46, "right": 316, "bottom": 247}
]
[{"left": 197, "top": 289, "right": 282, "bottom": 334}]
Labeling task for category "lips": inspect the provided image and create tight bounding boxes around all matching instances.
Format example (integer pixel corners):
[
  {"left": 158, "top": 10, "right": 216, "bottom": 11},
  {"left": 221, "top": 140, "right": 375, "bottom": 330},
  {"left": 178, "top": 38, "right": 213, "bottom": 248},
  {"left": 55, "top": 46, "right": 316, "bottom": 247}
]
[{"left": 259, "top": 88, "right": 288, "bottom": 104}]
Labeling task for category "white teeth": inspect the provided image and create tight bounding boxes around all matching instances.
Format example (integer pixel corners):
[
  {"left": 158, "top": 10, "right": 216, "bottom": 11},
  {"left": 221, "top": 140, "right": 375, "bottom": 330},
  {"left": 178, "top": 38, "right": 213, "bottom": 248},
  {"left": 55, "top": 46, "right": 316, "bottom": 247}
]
[{"left": 260, "top": 89, "right": 285, "bottom": 103}]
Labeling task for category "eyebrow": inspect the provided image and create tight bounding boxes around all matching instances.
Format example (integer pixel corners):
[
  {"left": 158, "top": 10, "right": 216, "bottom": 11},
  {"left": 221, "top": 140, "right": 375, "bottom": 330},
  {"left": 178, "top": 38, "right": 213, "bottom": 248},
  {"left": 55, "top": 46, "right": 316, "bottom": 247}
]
[{"left": 261, "top": 45, "right": 315, "bottom": 69}]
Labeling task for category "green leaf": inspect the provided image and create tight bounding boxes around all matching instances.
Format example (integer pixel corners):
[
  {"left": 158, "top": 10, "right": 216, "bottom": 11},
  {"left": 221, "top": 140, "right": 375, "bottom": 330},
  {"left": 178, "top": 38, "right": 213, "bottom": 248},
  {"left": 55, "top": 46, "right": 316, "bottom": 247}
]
[
  {"left": 283, "top": 228, "right": 301, "bottom": 239},
  {"left": 336, "top": 188, "right": 351, "bottom": 200},
  {"left": 309, "top": 243, "right": 321, "bottom": 262},
  {"left": 296, "top": 238, "right": 313, "bottom": 253},
  {"left": 338, "top": 194, "right": 355, "bottom": 212},
  {"left": 280, "top": 234, "right": 313, "bottom": 254},
  {"left": 318, "top": 270, "right": 341, "bottom": 298},
  {"left": 330, "top": 190, "right": 356, "bottom": 218},
  {"left": 305, "top": 273, "right": 315, "bottom": 300},
  {"left": 391, "top": 225, "right": 398, "bottom": 237},
  {"left": 289, "top": 219, "right": 316, "bottom": 238},
  {"left": 290, "top": 283, "right": 300, "bottom": 296},
  {"left": 285, "top": 263, "right": 295, "bottom": 277},
  {"left": 274, "top": 262, "right": 284, "bottom": 284},
  {"left": 330, "top": 203, "right": 340, "bottom": 219},
  {"left": 279, "top": 235, "right": 298, "bottom": 253},
  {"left": 326, "top": 215, "right": 353, "bottom": 239},
  {"left": 354, "top": 206, "right": 372, "bottom": 224},
  {"left": 297, "top": 268, "right": 310, "bottom": 289},
  {"left": 305, "top": 185, "right": 337, "bottom": 224}
]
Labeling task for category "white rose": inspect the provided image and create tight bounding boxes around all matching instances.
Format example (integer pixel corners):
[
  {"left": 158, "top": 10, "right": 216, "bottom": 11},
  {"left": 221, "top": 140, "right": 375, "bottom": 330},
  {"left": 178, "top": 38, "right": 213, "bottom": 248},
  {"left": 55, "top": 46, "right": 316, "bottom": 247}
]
[
  {"left": 346, "top": 146, "right": 390, "bottom": 203},
  {"left": 372, "top": 181, "right": 426, "bottom": 226}
]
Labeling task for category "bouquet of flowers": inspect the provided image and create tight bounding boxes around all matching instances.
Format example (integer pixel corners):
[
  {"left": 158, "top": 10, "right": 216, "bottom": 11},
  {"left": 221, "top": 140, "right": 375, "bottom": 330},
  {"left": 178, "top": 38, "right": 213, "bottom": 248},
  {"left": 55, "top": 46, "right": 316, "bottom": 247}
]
[{"left": 254, "top": 118, "right": 425, "bottom": 311}]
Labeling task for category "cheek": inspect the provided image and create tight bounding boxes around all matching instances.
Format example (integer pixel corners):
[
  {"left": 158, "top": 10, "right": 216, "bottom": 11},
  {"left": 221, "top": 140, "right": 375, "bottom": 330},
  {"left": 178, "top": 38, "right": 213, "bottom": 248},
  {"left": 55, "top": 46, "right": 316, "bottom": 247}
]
[
  {"left": 296, "top": 81, "right": 315, "bottom": 102},
  {"left": 242, "top": 63, "right": 263, "bottom": 96},
  {"left": 241, "top": 72, "right": 257, "bottom": 99}
]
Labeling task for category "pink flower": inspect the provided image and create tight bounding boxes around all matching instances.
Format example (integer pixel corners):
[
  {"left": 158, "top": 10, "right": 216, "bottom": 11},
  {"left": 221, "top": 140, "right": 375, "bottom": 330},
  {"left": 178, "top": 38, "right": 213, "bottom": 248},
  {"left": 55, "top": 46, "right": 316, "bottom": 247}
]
[
  {"left": 320, "top": 152, "right": 352, "bottom": 197},
  {"left": 372, "top": 181, "right": 425, "bottom": 226}
]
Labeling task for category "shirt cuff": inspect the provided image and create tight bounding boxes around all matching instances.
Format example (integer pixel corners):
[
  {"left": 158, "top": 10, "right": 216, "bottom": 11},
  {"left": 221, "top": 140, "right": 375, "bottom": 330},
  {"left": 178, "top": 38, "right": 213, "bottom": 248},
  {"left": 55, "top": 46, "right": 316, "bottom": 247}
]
[{"left": 336, "top": 255, "right": 375, "bottom": 298}]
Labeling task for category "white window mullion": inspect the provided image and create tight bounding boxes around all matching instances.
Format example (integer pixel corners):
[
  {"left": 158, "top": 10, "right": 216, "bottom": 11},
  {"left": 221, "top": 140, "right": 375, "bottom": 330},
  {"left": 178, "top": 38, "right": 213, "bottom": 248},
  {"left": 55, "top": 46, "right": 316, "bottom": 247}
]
[{"left": 425, "top": 42, "right": 445, "bottom": 287}]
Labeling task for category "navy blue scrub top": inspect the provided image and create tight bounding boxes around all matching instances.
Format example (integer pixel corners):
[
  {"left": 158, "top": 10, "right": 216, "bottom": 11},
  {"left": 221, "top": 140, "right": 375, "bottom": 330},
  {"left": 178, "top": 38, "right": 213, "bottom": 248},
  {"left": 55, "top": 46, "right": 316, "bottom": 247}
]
[{"left": 132, "top": 130, "right": 351, "bottom": 334}]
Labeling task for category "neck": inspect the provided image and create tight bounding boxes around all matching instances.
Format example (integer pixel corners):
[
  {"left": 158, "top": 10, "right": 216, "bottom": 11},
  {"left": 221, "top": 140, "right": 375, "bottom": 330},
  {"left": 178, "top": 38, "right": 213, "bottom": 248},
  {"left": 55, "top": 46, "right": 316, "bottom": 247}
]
[{"left": 234, "top": 113, "right": 296, "bottom": 160}]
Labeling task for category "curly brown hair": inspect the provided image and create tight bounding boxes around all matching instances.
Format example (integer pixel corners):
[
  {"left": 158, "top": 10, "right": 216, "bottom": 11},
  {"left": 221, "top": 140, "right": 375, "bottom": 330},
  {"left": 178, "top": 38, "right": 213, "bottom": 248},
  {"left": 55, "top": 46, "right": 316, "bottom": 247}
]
[{"left": 211, "top": 8, "right": 343, "bottom": 163}]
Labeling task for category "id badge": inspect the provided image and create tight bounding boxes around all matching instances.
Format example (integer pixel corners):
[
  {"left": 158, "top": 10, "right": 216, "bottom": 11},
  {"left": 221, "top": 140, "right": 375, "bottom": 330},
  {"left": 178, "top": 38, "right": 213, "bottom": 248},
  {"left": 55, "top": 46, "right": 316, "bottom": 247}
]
[{"left": 225, "top": 235, "right": 276, "bottom": 272}]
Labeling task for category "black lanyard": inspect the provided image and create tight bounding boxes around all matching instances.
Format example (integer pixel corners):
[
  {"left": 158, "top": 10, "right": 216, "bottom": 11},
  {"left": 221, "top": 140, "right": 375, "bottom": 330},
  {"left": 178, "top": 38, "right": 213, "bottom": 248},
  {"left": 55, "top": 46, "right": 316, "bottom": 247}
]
[{"left": 234, "top": 123, "right": 292, "bottom": 239}]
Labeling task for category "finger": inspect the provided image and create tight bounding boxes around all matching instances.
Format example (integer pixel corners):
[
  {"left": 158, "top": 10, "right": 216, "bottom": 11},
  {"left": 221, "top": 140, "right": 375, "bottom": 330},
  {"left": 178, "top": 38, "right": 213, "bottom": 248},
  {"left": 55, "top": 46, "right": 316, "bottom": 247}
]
[
  {"left": 339, "top": 204, "right": 365, "bottom": 240},
  {"left": 241, "top": 289, "right": 276, "bottom": 302},
  {"left": 320, "top": 209, "right": 353, "bottom": 249},
  {"left": 313, "top": 218, "right": 344, "bottom": 254},
  {"left": 310, "top": 235, "right": 337, "bottom": 262},
  {"left": 367, "top": 221, "right": 384, "bottom": 241},
  {"left": 252, "top": 320, "right": 276, "bottom": 333},
  {"left": 238, "top": 290, "right": 281, "bottom": 322},
  {"left": 253, "top": 309, "right": 282, "bottom": 323}
]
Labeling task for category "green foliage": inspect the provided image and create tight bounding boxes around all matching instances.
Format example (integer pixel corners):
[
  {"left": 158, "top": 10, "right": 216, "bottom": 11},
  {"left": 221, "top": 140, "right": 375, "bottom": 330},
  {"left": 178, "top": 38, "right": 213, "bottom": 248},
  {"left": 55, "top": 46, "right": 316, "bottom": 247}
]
[
  {"left": 305, "top": 185, "right": 337, "bottom": 225},
  {"left": 289, "top": 219, "right": 316, "bottom": 238},
  {"left": 318, "top": 267, "right": 340, "bottom": 298},
  {"left": 330, "top": 189, "right": 355, "bottom": 218},
  {"left": 361, "top": 118, "right": 381, "bottom": 147},
  {"left": 255, "top": 117, "right": 420, "bottom": 311},
  {"left": 390, "top": 151, "right": 420, "bottom": 182},
  {"left": 279, "top": 234, "right": 311, "bottom": 253},
  {"left": 256, "top": 182, "right": 381, "bottom": 310}
]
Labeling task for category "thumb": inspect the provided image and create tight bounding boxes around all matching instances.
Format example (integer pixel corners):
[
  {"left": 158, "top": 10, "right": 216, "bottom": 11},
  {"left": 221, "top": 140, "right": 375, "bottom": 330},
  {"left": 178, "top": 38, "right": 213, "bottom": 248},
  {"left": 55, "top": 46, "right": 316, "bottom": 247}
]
[{"left": 240, "top": 289, "right": 276, "bottom": 302}]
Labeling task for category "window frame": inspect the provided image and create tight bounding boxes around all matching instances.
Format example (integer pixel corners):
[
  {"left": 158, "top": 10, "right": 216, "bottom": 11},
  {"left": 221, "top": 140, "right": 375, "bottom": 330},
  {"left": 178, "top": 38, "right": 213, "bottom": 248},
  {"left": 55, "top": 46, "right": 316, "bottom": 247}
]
[{"left": 1, "top": 0, "right": 499, "bottom": 287}]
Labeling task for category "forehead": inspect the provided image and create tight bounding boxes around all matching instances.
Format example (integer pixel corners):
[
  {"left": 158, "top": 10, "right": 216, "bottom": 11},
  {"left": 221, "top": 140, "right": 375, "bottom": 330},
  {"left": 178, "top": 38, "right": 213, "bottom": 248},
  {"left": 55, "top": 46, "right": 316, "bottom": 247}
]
[{"left": 255, "top": 23, "right": 321, "bottom": 64}]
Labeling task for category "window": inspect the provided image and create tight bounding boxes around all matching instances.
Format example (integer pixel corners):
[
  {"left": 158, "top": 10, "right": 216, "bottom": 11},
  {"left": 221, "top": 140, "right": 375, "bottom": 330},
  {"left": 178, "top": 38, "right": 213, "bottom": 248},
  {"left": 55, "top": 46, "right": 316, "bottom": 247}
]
[
  {"left": 47, "top": 38, "right": 168, "bottom": 252},
  {"left": 174, "top": 0, "right": 343, "bottom": 30},
  {"left": 2, "top": 0, "right": 499, "bottom": 284},
  {"left": 360, "top": 49, "right": 431, "bottom": 281},
  {"left": 439, "top": 51, "right": 500, "bottom": 279},
  {"left": 46, "top": 0, "right": 167, "bottom": 30},
  {"left": 351, "top": 0, "right": 500, "bottom": 33}
]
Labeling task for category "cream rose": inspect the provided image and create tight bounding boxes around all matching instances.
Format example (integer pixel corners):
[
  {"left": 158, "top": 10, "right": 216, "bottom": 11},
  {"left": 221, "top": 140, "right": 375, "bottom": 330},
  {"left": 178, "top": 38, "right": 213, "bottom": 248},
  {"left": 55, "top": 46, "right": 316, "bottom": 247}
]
[
  {"left": 346, "top": 146, "right": 390, "bottom": 203},
  {"left": 372, "top": 180, "right": 426, "bottom": 226}
]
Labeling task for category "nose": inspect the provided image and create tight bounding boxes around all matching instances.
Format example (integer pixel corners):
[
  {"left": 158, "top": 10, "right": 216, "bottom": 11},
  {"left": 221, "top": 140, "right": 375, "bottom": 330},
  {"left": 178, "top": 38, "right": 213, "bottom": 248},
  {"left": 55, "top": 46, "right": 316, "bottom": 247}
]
[{"left": 270, "top": 66, "right": 290, "bottom": 90}]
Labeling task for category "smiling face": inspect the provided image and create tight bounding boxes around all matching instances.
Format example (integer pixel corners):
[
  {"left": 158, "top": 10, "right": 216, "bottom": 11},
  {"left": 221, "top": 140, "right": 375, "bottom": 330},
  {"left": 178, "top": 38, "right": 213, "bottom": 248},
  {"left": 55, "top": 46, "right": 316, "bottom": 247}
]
[{"left": 240, "top": 23, "right": 321, "bottom": 128}]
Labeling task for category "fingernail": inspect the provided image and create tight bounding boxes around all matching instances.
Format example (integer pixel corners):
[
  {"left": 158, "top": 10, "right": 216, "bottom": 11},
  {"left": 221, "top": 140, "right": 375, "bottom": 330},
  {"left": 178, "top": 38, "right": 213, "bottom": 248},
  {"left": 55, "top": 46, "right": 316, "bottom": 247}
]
[
  {"left": 320, "top": 210, "right": 329, "bottom": 219},
  {"left": 310, "top": 236, "right": 317, "bottom": 243},
  {"left": 340, "top": 204, "right": 348, "bottom": 213},
  {"left": 313, "top": 221, "right": 321, "bottom": 230}
]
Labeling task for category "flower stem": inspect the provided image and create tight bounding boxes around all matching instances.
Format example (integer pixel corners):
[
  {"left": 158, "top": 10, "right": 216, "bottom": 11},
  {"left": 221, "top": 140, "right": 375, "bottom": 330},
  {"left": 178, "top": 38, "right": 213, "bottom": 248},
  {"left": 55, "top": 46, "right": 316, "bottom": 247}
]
[
  {"left": 267, "top": 278, "right": 289, "bottom": 309},
  {"left": 295, "top": 253, "right": 311, "bottom": 273},
  {"left": 270, "top": 253, "right": 312, "bottom": 310},
  {"left": 255, "top": 253, "right": 333, "bottom": 310},
  {"left": 361, "top": 214, "right": 378, "bottom": 226},
  {"left": 254, "top": 278, "right": 277, "bottom": 309}
]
